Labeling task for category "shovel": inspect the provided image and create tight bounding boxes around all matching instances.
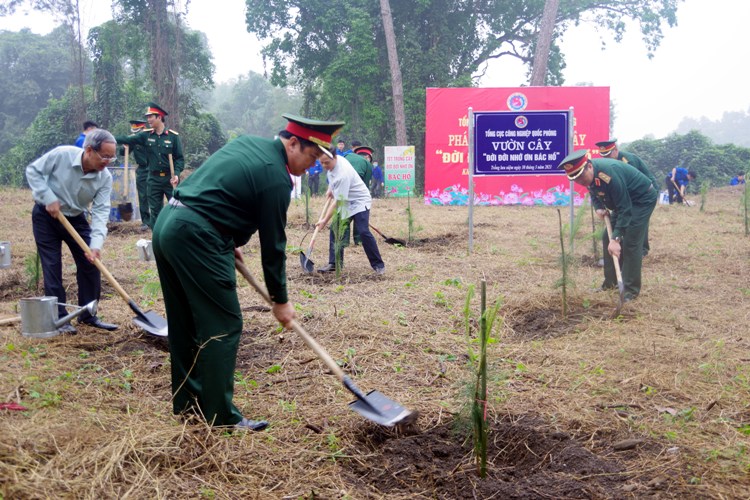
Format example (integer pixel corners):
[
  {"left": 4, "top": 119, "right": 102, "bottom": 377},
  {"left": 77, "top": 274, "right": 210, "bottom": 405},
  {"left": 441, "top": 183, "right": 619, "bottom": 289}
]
[
  {"left": 669, "top": 178, "right": 690, "bottom": 206},
  {"left": 300, "top": 198, "right": 331, "bottom": 274},
  {"left": 56, "top": 212, "right": 168, "bottom": 337},
  {"left": 369, "top": 224, "right": 407, "bottom": 246},
  {"left": 0, "top": 316, "right": 21, "bottom": 326},
  {"left": 117, "top": 145, "right": 134, "bottom": 221},
  {"left": 603, "top": 213, "right": 625, "bottom": 317},
  {"left": 235, "top": 257, "right": 417, "bottom": 427}
]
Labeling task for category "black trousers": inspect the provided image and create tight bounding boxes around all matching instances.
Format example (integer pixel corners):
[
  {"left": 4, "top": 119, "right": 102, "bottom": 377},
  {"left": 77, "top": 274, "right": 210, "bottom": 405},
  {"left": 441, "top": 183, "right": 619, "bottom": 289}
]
[
  {"left": 328, "top": 209, "right": 384, "bottom": 270},
  {"left": 32, "top": 204, "right": 99, "bottom": 320},
  {"left": 308, "top": 174, "right": 320, "bottom": 196},
  {"left": 666, "top": 178, "right": 683, "bottom": 204}
]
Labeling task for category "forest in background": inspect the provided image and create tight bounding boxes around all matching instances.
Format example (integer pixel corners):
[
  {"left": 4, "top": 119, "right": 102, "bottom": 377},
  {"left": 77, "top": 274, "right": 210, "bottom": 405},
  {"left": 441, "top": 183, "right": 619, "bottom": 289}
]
[{"left": 0, "top": 0, "right": 749, "bottom": 192}]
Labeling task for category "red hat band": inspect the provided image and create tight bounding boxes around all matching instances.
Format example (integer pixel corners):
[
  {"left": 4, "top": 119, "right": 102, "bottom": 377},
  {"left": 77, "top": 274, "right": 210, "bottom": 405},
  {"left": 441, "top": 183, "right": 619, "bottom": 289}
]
[
  {"left": 563, "top": 154, "right": 588, "bottom": 178},
  {"left": 146, "top": 107, "right": 165, "bottom": 117},
  {"left": 598, "top": 143, "right": 616, "bottom": 156},
  {"left": 285, "top": 121, "right": 333, "bottom": 148}
]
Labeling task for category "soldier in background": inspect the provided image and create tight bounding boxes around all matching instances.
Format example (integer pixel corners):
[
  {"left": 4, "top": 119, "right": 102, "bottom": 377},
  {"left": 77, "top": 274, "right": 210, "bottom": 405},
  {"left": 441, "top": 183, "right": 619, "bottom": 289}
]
[
  {"left": 116, "top": 102, "right": 184, "bottom": 229},
  {"left": 596, "top": 138, "right": 657, "bottom": 256}
]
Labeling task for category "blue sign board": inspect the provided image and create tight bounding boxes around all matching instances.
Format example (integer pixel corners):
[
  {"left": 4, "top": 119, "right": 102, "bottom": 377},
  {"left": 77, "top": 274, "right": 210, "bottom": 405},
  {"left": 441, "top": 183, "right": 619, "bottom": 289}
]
[{"left": 473, "top": 110, "right": 570, "bottom": 176}]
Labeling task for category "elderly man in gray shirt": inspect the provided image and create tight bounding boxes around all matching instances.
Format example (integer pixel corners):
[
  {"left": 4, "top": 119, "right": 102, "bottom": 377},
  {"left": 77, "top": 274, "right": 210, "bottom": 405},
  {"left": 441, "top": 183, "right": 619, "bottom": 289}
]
[
  {"left": 316, "top": 148, "right": 385, "bottom": 275},
  {"left": 26, "top": 128, "right": 119, "bottom": 333}
]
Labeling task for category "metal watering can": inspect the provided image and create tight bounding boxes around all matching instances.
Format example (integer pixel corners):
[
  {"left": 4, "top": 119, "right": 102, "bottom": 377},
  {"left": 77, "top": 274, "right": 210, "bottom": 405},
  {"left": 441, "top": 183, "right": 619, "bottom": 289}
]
[
  {"left": 19, "top": 296, "right": 97, "bottom": 338},
  {"left": 0, "top": 241, "right": 10, "bottom": 269}
]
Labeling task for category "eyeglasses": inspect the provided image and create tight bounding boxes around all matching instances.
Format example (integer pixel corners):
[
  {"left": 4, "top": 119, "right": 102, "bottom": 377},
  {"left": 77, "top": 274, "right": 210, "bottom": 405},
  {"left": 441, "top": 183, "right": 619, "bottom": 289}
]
[{"left": 92, "top": 149, "right": 117, "bottom": 164}]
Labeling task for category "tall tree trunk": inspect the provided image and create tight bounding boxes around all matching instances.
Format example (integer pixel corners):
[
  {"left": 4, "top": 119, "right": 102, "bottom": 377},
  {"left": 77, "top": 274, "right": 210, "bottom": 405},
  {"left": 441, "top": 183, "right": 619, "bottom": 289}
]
[
  {"left": 148, "top": 0, "right": 180, "bottom": 129},
  {"left": 530, "top": 0, "right": 559, "bottom": 86},
  {"left": 379, "top": 0, "right": 407, "bottom": 146},
  {"left": 72, "top": 0, "right": 86, "bottom": 124}
]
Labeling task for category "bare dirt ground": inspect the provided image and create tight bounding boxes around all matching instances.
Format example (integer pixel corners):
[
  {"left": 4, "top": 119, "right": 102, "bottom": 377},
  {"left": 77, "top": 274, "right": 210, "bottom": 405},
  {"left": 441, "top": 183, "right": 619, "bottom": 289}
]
[{"left": 1, "top": 185, "right": 749, "bottom": 499}]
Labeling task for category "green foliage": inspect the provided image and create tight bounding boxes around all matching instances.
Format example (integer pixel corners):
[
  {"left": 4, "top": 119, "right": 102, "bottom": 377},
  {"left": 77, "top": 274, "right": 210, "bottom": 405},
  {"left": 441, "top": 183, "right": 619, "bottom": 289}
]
[
  {"left": 0, "top": 27, "right": 78, "bottom": 156},
  {"left": 699, "top": 181, "right": 710, "bottom": 212},
  {"left": 332, "top": 197, "right": 348, "bottom": 278},
  {"left": 406, "top": 190, "right": 422, "bottom": 243},
  {"left": 181, "top": 112, "right": 227, "bottom": 170},
  {"left": 245, "top": 0, "right": 680, "bottom": 191},
  {"left": 627, "top": 131, "right": 750, "bottom": 192},
  {"left": 208, "top": 71, "right": 302, "bottom": 140},
  {"left": 24, "top": 252, "right": 41, "bottom": 292},
  {"left": 461, "top": 281, "right": 502, "bottom": 478},
  {"left": 0, "top": 86, "right": 90, "bottom": 186}
]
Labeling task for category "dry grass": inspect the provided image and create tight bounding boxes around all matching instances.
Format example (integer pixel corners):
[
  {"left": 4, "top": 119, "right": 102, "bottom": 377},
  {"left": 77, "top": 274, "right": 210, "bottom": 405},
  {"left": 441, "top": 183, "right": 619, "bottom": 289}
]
[{"left": 1, "top": 184, "right": 749, "bottom": 498}]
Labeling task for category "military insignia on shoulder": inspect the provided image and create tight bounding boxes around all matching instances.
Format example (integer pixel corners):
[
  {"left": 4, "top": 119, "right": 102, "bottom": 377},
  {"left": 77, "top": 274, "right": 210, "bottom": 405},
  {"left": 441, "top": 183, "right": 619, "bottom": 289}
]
[
  {"left": 621, "top": 157, "right": 629, "bottom": 164},
  {"left": 597, "top": 172, "right": 611, "bottom": 184},
  {"left": 168, "top": 129, "right": 179, "bottom": 135}
]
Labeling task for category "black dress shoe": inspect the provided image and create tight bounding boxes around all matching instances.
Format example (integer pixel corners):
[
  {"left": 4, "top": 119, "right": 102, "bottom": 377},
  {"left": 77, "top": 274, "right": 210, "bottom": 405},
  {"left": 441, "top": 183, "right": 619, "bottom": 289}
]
[
  {"left": 235, "top": 417, "right": 269, "bottom": 431},
  {"left": 79, "top": 317, "right": 119, "bottom": 331},
  {"left": 57, "top": 322, "right": 77, "bottom": 335}
]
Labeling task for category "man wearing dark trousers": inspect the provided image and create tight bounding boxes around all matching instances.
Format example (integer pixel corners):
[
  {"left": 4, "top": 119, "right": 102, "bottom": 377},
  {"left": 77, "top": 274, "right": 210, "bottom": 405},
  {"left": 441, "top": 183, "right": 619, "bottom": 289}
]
[
  {"left": 666, "top": 166, "right": 696, "bottom": 205},
  {"left": 26, "top": 128, "right": 120, "bottom": 333},
  {"left": 316, "top": 148, "right": 385, "bottom": 276},
  {"left": 152, "top": 114, "right": 343, "bottom": 431},
  {"left": 559, "top": 149, "right": 657, "bottom": 302}
]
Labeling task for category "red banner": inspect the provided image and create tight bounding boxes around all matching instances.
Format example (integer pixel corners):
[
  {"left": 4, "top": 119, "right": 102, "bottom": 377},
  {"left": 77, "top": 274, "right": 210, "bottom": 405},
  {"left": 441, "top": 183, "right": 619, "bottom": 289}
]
[{"left": 424, "top": 87, "right": 610, "bottom": 206}]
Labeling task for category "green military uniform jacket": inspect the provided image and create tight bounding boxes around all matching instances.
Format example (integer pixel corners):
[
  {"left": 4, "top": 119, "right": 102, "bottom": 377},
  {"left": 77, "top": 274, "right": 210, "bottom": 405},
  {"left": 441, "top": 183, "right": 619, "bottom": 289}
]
[
  {"left": 346, "top": 153, "right": 373, "bottom": 187},
  {"left": 116, "top": 128, "right": 185, "bottom": 175},
  {"left": 174, "top": 136, "right": 292, "bottom": 303},
  {"left": 588, "top": 158, "right": 657, "bottom": 240},
  {"left": 618, "top": 151, "right": 657, "bottom": 189},
  {"left": 119, "top": 136, "right": 149, "bottom": 166},
  {"left": 131, "top": 141, "right": 149, "bottom": 167}
]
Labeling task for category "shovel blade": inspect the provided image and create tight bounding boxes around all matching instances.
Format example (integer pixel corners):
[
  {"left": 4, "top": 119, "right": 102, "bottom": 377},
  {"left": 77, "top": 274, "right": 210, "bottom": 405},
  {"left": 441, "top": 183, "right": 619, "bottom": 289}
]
[
  {"left": 299, "top": 251, "right": 315, "bottom": 274},
  {"left": 133, "top": 311, "right": 168, "bottom": 337},
  {"left": 611, "top": 280, "right": 625, "bottom": 318},
  {"left": 348, "top": 390, "right": 417, "bottom": 427},
  {"left": 385, "top": 237, "right": 407, "bottom": 246}
]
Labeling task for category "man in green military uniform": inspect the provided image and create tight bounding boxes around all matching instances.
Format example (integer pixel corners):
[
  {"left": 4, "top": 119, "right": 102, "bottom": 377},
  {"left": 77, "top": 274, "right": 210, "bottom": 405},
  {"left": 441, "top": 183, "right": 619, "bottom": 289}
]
[
  {"left": 559, "top": 149, "right": 657, "bottom": 302},
  {"left": 125, "top": 120, "right": 151, "bottom": 230},
  {"left": 596, "top": 138, "right": 658, "bottom": 256},
  {"left": 116, "top": 102, "right": 184, "bottom": 229},
  {"left": 152, "top": 114, "right": 343, "bottom": 431}
]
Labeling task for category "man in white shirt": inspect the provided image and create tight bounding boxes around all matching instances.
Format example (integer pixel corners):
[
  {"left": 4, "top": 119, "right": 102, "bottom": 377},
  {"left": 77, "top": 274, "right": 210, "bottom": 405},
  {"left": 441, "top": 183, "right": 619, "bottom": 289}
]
[
  {"left": 26, "top": 129, "right": 119, "bottom": 333},
  {"left": 316, "top": 149, "right": 385, "bottom": 275}
]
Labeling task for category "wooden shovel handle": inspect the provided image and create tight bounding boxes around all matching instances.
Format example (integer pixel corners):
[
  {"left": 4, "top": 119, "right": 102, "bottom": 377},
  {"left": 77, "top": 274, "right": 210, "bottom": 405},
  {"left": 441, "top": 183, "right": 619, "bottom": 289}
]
[
  {"left": 55, "top": 212, "right": 133, "bottom": 303},
  {"left": 369, "top": 224, "right": 385, "bottom": 238},
  {"left": 234, "top": 258, "right": 346, "bottom": 381},
  {"left": 168, "top": 153, "right": 175, "bottom": 179},
  {"left": 123, "top": 145, "right": 129, "bottom": 198},
  {"left": 670, "top": 178, "right": 689, "bottom": 205},
  {"left": 603, "top": 213, "right": 624, "bottom": 283},
  {"left": 307, "top": 197, "right": 332, "bottom": 252},
  {"left": 0, "top": 316, "right": 21, "bottom": 326}
]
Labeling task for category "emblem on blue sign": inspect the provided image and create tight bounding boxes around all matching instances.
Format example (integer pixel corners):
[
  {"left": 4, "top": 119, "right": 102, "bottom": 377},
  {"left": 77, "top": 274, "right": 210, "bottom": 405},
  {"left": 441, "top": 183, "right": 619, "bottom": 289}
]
[
  {"left": 507, "top": 92, "right": 528, "bottom": 111},
  {"left": 514, "top": 115, "right": 529, "bottom": 128}
]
